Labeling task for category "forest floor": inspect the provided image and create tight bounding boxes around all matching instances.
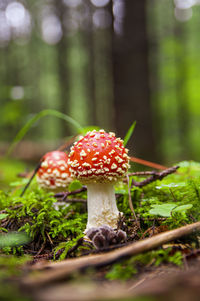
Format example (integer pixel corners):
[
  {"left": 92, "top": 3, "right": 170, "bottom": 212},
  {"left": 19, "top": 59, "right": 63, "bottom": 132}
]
[
  {"left": 9, "top": 251, "right": 200, "bottom": 301},
  {"left": 1, "top": 158, "right": 200, "bottom": 301}
]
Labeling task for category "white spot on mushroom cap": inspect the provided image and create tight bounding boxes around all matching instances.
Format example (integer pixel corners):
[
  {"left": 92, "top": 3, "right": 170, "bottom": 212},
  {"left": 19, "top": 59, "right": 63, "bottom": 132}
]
[
  {"left": 117, "top": 167, "right": 124, "bottom": 173},
  {"left": 82, "top": 162, "right": 91, "bottom": 167},
  {"left": 41, "top": 161, "right": 48, "bottom": 168},
  {"left": 52, "top": 169, "right": 60, "bottom": 176},
  {"left": 111, "top": 163, "right": 118, "bottom": 170},
  {"left": 109, "top": 132, "right": 115, "bottom": 137},
  {"left": 61, "top": 173, "right": 69, "bottom": 179},
  {"left": 89, "top": 132, "right": 96, "bottom": 137},
  {"left": 115, "top": 156, "right": 124, "bottom": 163},
  {"left": 69, "top": 150, "right": 74, "bottom": 157},
  {"left": 109, "top": 150, "right": 115, "bottom": 156},
  {"left": 80, "top": 150, "right": 87, "bottom": 157}
]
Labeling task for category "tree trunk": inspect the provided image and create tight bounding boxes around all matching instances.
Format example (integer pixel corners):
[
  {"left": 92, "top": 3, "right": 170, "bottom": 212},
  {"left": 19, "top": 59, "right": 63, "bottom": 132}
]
[
  {"left": 55, "top": 1, "right": 70, "bottom": 135},
  {"left": 112, "top": 0, "right": 156, "bottom": 160}
]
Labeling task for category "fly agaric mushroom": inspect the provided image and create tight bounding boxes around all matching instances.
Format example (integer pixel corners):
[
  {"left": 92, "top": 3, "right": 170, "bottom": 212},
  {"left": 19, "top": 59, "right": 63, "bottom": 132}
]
[
  {"left": 68, "top": 129, "right": 130, "bottom": 232},
  {"left": 37, "top": 151, "right": 71, "bottom": 191}
]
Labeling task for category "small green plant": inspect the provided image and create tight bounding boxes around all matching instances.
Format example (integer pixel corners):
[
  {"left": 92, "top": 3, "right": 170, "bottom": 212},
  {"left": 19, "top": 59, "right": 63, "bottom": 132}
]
[{"left": 149, "top": 203, "right": 193, "bottom": 217}]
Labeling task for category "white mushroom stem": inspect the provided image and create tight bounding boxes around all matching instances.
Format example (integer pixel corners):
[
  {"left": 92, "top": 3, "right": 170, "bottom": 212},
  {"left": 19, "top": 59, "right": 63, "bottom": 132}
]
[{"left": 85, "top": 182, "right": 120, "bottom": 232}]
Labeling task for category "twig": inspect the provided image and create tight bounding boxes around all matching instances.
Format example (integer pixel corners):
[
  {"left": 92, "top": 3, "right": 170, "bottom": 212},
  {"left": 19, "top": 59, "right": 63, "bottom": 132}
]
[
  {"left": 129, "top": 156, "right": 167, "bottom": 170},
  {"left": 54, "top": 186, "right": 87, "bottom": 201},
  {"left": 22, "top": 221, "right": 200, "bottom": 287},
  {"left": 59, "top": 198, "right": 87, "bottom": 203},
  {"left": 131, "top": 166, "right": 179, "bottom": 188},
  {"left": 126, "top": 175, "right": 141, "bottom": 231},
  {"left": 128, "top": 171, "right": 157, "bottom": 177},
  {"left": 36, "top": 239, "right": 46, "bottom": 256},
  {"left": 46, "top": 232, "right": 54, "bottom": 246}
]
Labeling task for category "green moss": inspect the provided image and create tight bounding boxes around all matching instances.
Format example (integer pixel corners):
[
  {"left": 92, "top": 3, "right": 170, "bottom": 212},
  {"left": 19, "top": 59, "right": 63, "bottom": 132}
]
[
  {"left": 0, "top": 160, "right": 200, "bottom": 261},
  {"left": 0, "top": 183, "right": 87, "bottom": 256}
]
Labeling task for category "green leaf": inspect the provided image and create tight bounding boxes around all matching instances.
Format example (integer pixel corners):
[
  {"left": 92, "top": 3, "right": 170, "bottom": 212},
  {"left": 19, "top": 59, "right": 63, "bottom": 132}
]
[
  {"left": 6, "top": 109, "right": 83, "bottom": 157},
  {"left": 172, "top": 204, "right": 193, "bottom": 213},
  {"left": 123, "top": 121, "right": 136, "bottom": 146},
  {"left": 149, "top": 204, "right": 176, "bottom": 217},
  {"left": 0, "top": 214, "right": 8, "bottom": 220},
  {"left": 0, "top": 232, "right": 30, "bottom": 248},
  {"left": 68, "top": 180, "right": 83, "bottom": 192}
]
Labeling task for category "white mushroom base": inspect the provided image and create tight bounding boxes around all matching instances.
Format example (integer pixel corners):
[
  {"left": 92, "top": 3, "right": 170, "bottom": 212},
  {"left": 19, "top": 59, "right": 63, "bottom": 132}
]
[{"left": 85, "top": 182, "right": 120, "bottom": 232}]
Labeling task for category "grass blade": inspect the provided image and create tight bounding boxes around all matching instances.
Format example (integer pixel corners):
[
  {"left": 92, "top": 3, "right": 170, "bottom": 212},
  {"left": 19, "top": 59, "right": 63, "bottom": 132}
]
[
  {"left": 123, "top": 121, "right": 136, "bottom": 146},
  {"left": 6, "top": 109, "right": 83, "bottom": 157}
]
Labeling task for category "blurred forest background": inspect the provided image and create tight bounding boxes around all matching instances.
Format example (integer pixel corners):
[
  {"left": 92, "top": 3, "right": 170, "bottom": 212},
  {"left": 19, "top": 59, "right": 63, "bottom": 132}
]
[{"left": 0, "top": 0, "right": 200, "bottom": 165}]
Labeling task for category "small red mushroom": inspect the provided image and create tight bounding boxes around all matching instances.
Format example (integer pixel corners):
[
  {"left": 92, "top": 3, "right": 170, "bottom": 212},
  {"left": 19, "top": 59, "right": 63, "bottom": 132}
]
[
  {"left": 68, "top": 129, "right": 130, "bottom": 231},
  {"left": 36, "top": 151, "right": 71, "bottom": 191}
]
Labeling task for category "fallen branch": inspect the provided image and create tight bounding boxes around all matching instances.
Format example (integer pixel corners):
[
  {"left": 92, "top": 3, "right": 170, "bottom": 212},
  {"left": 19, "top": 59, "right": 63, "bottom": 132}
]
[
  {"left": 22, "top": 221, "right": 200, "bottom": 288},
  {"left": 132, "top": 165, "right": 179, "bottom": 188}
]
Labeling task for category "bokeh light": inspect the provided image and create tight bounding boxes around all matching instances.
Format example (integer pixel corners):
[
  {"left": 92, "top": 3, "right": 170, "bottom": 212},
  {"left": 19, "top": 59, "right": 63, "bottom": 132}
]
[
  {"left": 90, "top": 0, "right": 110, "bottom": 8},
  {"left": 41, "top": 15, "right": 63, "bottom": 45},
  {"left": 93, "top": 9, "right": 112, "bottom": 29}
]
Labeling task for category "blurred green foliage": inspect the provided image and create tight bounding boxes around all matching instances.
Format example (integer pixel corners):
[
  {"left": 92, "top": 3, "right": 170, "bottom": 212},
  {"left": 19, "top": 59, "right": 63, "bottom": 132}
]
[
  {"left": 0, "top": 158, "right": 29, "bottom": 190},
  {"left": 1, "top": 1, "right": 200, "bottom": 164}
]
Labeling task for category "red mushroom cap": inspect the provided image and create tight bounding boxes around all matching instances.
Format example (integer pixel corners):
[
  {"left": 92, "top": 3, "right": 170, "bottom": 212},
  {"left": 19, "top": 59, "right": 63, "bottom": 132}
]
[
  {"left": 37, "top": 151, "right": 71, "bottom": 190},
  {"left": 68, "top": 130, "right": 130, "bottom": 183}
]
